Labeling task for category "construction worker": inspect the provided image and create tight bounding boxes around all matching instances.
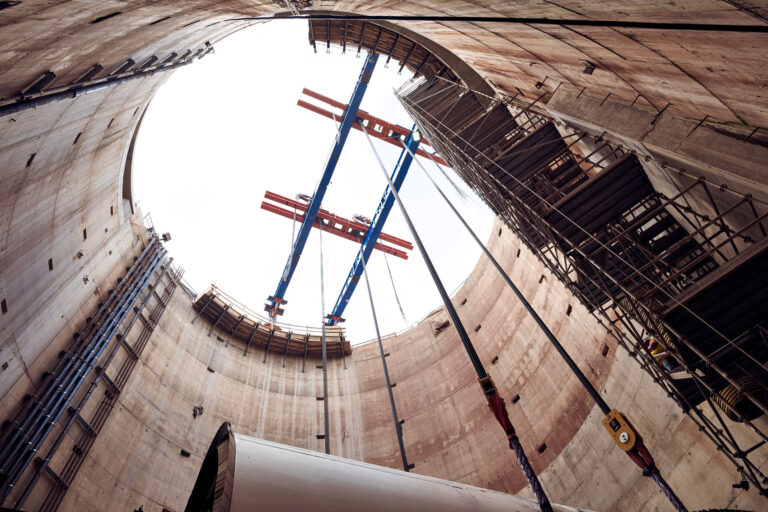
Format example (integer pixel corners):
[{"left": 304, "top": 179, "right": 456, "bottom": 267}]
[{"left": 646, "top": 337, "right": 681, "bottom": 373}]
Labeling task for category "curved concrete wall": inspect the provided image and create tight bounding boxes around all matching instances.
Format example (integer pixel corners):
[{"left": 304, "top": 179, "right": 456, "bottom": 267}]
[
  {"left": 37, "top": 218, "right": 762, "bottom": 512},
  {"left": 0, "top": 2, "right": 766, "bottom": 511},
  {"left": 0, "top": 77, "right": 164, "bottom": 413}
]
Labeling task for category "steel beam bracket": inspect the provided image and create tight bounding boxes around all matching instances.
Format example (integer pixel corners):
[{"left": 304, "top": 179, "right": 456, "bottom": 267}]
[
  {"left": 326, "top": 314, "right": 345, "bottom": 325},
  {"left": 264, "top": 304, "right": 285, "bottom": 316}
]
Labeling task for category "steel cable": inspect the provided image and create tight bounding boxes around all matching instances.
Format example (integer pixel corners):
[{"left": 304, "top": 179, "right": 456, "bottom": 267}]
[
  {"left": 399, "top": 134, "right": 690, "bottom": 512},
  {"left": 509, "top": 436, "right": 553, "bottom": 512},
  {"left": 319, "top": 227, "right": 330, "bottom": 454},
  {"left": 359, "top": 236, "right": 409, "bottom": 471},
  {"left": 361, "top": 124, "right": 553, "bottom": 511},
  {"left": 381, "top": 250, "right": 408, "bottom": 326},
  {"left": 652, "top": 471, "right": 689, "bottom": 512}
]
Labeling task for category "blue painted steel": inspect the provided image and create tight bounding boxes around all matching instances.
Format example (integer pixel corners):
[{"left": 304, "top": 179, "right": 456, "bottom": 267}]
[
  {"left": 0, "top": 244, "right": 165, "bottom": 496},
  {"left": 267, "top": 53, "right": 378, "bottom": 315},
  {"left": 328, "top": 127, "right": 421, "bottom": 325}
]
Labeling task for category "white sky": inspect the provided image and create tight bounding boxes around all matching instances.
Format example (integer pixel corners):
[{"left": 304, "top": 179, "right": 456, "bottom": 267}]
[{"left": 134, "top": 21, "right": 493, "bottom": 344}]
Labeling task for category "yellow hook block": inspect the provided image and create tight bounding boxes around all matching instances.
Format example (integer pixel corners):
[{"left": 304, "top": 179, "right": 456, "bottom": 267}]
[{"left": 602, "top": 410, "right": 637, "bottom": 451}]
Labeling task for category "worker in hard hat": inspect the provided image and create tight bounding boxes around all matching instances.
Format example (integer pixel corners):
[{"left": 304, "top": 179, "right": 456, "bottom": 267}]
[{"left": 646, "top": 337, "right": 681, "bottom": 373}]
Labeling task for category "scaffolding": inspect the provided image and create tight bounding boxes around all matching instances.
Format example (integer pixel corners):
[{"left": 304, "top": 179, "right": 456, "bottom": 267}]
[
  {"left": 192, "top": 285, "right": 350, "bottom": 364},
  {"left": 397, "top": 75, "right": 768, "bottom": 496}
]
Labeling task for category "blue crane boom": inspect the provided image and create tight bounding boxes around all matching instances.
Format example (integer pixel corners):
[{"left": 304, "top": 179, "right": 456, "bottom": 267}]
[
  {"left": 327, "top": 127, "right": 421, "bottom": 325},
  {"left": 265, "top": 53, "right": 379, "bottom": 318}
]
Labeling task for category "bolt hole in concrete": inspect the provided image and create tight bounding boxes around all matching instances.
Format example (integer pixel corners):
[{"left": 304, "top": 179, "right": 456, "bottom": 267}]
[{"left": 133, "top": 21, "right": 493, "bottom": 345}]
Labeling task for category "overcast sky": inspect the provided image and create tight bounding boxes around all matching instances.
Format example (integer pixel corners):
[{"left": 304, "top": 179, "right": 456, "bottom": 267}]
[{"left": 134, "top": 21, "right": 493, "bottom": 344}]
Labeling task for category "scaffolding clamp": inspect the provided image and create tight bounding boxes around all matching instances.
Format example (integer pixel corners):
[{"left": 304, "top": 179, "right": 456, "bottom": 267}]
[{"left": 602, "top": 409, "right": 637, "bottom": 452}]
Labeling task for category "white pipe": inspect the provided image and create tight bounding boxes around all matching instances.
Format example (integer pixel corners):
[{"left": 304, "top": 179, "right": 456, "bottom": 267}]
[{"left": 186, "top": 425, "right": 589, "bottom": 512}]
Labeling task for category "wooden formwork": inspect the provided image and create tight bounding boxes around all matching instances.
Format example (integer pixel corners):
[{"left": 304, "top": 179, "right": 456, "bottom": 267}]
[{"left": 193, "top": 289, "right": 351, "bottom": 358}]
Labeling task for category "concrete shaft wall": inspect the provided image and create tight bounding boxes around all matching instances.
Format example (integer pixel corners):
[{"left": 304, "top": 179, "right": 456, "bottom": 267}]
[
  {"left": 0, "top": 76, "right": 165, "bottom": 415},
  {"left": 0, "top": 1, "right": 766, "bottom": 511},
  {"left": 42, "top": 220, "right": 762, "bottom": 512}
]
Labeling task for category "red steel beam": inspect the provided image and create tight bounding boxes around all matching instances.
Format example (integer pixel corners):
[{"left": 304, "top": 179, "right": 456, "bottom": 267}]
[
  {"left": 298, "top": 88, "right": 450, "bottom": 168},
  {"left": 303, "top": 88, "right": 425, "bottom": 144},
  {"left": 297, "top": 100, "right": 448, "bottom": 167},
  {"left": 264, "top": 191, "right": 413, "bottom": 250},
  {"left": 261, "top": 202, "right": 410, "bottom": 260}
]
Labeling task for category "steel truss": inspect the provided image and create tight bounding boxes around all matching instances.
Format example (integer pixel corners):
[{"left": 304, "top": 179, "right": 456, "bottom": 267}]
[{"left": 397, "top": 76, "right": 768, "bottom": 496}]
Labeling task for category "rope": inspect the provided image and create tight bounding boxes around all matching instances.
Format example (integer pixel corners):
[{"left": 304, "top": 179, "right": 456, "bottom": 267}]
[
  {"left": 361, "top": 124, "right": 553, "bottom": 511},
  {"left": 319, "top": 227, "right": 330, "bottom": 455},
  {"left": 381, "top": 250, "right": 408, "bottom": 325},
  {"left": 487, "top": 393, "right": 553, "bottom": 512},
  {"left": 358, "top": 236, "right": 409, "bottom": 471},
  {"left": 509, "top": 436, "right": 552, "bottom": 511}
]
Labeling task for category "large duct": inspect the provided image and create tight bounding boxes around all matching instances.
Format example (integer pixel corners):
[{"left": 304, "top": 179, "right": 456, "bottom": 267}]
[{"left": 184, "top": 423, "right": 585, "bottom": 512}]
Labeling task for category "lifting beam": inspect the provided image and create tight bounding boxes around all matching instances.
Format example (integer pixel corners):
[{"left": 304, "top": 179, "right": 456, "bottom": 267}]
[
  {"left": 265, "top": 53, "right": 378, "bottom": 319},
  {"left": 327, "top": 126, "right": 421, "bottom": 325},
  {"left": 260, "top": 191, "right": 412, "bottom": 259},
  {"left": 297, "top": 88, "right": 448, "bottom": 167}
]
